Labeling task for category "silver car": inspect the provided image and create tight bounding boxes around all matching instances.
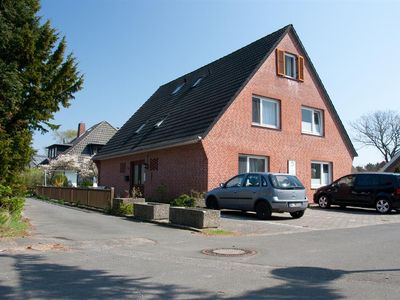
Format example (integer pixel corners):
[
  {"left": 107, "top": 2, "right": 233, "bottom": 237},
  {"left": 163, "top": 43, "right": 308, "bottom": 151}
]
[{"left": 205, "top": 172, "right": 308, "bottom": 219}]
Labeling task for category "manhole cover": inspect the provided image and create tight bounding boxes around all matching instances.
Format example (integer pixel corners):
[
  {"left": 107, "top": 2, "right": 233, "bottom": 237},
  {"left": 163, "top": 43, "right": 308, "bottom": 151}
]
[{"left": 201, "top": 248, "right": 256, "bottom": 257}]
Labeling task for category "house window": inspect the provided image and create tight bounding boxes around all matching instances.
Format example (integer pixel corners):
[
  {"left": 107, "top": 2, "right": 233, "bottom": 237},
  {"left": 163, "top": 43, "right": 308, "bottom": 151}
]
[
  {"left": 284, "top": 53, "right": 297, "bottom": 78},
  {"left": 252, "top": 96, "right": 280, "bottom": 129},
  {"left": 239, "top": 155, "right": 268, "bottom": 174},
  {"left": 302, "top": 107, "right": 323, "bottom": 136},
  {"left": 276, "top": 49, "right": 304, "bottom": 81},
  {"left": 192, "top": 77, "right": 203, "bottom": 87},
  {"left": 311, "top": 161, "right": 331, "bottom": 188}
]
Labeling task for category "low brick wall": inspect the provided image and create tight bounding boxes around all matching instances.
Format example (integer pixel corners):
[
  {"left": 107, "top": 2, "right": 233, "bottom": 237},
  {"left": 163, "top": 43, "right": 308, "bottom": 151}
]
[
  {"left": 169, "top": 207, "right": 220, "bottom": 229},
  {"left": 134, "top": 202, "right": 170, "bottom": 220}
]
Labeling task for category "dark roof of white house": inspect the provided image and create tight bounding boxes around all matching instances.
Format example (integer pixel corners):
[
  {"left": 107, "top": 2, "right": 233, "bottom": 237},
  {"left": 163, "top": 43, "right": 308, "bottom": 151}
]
[
  {"left": 381, "top": 152, "right": 400, "bottom": 172},
  {"left": 63, "top": 121, "right": 117, "bottom": 156},
  {"left": 95, "top": 25, "right": 357, "bottom": 160}
]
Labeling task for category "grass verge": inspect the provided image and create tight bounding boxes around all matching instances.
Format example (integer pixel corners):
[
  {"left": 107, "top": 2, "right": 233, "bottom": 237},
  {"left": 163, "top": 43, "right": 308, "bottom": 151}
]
[
  {"left": 0, "top": 217, "right": 30, "bottom": 238},
  {"left": 201, "top": 228, "right": 235, "bottom": 236}
]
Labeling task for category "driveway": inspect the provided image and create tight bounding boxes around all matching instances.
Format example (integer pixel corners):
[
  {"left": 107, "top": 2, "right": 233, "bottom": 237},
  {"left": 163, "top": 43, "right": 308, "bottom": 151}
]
[
  {"left": 1, "top": 198, "right": 400, "bottom": 299},
  {"left": 219, "top": 206, "right": 400, "bottom": 236}
]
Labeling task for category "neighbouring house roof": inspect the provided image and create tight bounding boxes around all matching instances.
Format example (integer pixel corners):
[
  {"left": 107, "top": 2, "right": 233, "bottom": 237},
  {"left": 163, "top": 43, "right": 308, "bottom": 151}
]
[
  {"left": 381, "top": 152, "right": 400, "bottom": 172},
  {"left": 29, "top": 155, "right": 49, "bottom": 168},
  {"left": 62, "top": 121, "right": 117, "bottom": 156},
  {"left": 95, "top": 24, "right": 357, "bottom": 160}
]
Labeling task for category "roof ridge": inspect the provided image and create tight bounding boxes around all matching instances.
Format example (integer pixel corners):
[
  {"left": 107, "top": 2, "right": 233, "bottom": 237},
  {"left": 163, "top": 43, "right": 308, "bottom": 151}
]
[{"left": 159, "top": 24, "right": 292, "bottom": 88}]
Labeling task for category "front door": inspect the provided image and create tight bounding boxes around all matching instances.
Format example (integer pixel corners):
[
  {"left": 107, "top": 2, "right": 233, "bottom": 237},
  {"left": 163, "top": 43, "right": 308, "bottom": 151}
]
[{"left": 130, "top": 160, "right": 145, "bottom": 196}]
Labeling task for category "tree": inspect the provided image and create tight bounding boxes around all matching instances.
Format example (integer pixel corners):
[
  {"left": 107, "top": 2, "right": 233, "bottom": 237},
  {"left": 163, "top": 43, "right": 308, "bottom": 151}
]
[
  {"left": 351, "top": 111, "right": 400, "bottom": 162},
  {"left": 0, "top": 0, "right": 83, "bottom": 188},
  {"left": 53, "top": 129, "right": 77, "bottom": 143}
]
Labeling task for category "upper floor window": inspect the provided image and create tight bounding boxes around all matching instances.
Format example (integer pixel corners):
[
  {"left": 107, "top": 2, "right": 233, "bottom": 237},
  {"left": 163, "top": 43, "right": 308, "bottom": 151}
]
[
  {"left": 302, "top": 107, "right": 323, "bottom": 136},
  {"left": 276, "top": 49, "right": 304, "bottom": 81},
  {"left": 252, "top": 96, "right": 280, "bottom": 129},
  {"left": 285, "top": 53, "right": 297, "bottom": 78}
]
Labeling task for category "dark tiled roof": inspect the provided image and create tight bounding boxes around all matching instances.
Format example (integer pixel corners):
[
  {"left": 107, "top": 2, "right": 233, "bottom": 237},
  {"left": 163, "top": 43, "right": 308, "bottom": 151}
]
[
  {"left": 29, "top": 155, "right": 49, "bottom": 168},
  {"left": 63, "top": 121, "right": 117, "bottom": 156},
  {"left": 381, "top": 152, "right": 400, "bottom": 171},
  {"left": 95, "top": 24, "right": 357, "bottom": 160}
]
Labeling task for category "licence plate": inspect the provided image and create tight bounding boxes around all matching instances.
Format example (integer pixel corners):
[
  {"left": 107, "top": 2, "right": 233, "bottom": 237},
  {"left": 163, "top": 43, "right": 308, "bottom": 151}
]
[{"left": 289, "top": 202, "right": 302, "bottom": 208}]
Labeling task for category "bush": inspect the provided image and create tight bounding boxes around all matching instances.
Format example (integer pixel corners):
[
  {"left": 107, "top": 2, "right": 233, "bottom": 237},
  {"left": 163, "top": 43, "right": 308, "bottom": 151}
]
[
  {"left": 20, "top": 168, "right": 44, "bottom": 195},
  {"left": 0, "top": 197, "right": 25, "bottom": 218},
  {"left": 110, "top": 203, "right": 134, "bottom": 216},
  {"left": 80, "top": 179, "right": 92, "bottom": 187},
  {"left": 0, "top": 185, "right": 12, "bottom": 198},
  {"left": 0, "top": 208, "right": 12, "bottom": 227},
  {"left": 171, "top": 194, "right": 195, "bottom": 207},
  {"left": 52, "top": 174, "right": 68, "bottom": 187}
]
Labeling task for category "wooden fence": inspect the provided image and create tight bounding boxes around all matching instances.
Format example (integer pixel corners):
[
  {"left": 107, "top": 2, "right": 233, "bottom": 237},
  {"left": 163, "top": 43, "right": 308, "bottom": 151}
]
[{"left": 36, "top": 186, "right": 114, "bottom": 210}]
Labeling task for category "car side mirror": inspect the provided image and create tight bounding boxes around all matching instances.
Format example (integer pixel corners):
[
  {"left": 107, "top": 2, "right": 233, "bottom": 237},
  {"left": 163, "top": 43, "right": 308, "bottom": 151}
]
[{"left": 219, "top": 183, "right": 226, "bottom": 188}]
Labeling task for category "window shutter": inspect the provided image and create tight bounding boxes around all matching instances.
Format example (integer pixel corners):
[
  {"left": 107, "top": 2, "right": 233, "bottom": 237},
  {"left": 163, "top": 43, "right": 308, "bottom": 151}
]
[
  {"left": 298, "top": 55, "right": 304, "bottom": 81},
  {"left": 276, "top": 49, "right": 285, "bottom": 76}
]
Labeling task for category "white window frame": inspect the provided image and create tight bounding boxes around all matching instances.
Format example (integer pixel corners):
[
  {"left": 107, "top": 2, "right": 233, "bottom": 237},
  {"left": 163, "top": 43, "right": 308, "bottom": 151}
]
[
  {"left": 135, "top": 123, "right": 145, "bottom": 134},
  {"left": 284, "top": 53, "right": 297, "bottom": 79},
  {"left": 252, "top": 96, "right": 280, "bottom": 129},
  {"left": 239, "top": 155, "right": 268, "bottom": 173},
  {"left": 301, "top": 107, "right": 323, "bottom": 136},
  {"left": 311, "top": 161, "right": 332, "bottom": 189}
]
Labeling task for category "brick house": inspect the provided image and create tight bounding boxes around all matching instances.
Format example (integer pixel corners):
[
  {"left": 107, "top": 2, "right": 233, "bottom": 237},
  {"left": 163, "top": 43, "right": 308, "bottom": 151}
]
[{"left": 94, "top": 25, "right": 357, "bottom": 201}]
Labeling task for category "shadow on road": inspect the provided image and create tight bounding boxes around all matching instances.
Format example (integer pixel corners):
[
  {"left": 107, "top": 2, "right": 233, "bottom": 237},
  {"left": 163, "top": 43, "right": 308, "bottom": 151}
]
[
  {"left": 221, "top": 210, "right": 293, "bottom": 221},
  {"left": 312, "top": 206, "right": 400, "bottom": 216},
  {"left": 0, "top": 254, "right": 215, "bottom": 299},
  {"left": 231, "top": 266, "right": 400, "bottom": 299}
]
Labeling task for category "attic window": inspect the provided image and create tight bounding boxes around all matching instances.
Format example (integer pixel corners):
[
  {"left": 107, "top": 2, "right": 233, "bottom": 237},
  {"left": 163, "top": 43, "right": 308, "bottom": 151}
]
[
  {"left": 192, "top": 77, "right": 203, "bottom": 87},
  {"left": 135, "top": 123, "right": 145, "bottom": 134},
  {"left": 171, "top": 82, "right": 185, "bottom": 95},
  {"left": 276, "top": 49, "right": 304, "bottom": 81},
  {"left": 154, "top": 119, "right": 165, "bottom": 128}
]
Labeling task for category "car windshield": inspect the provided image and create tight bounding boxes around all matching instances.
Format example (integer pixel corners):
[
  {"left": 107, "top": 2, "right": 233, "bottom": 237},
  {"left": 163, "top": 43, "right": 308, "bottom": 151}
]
[{"left": 269, "top": 174, "right": 304, "bottom": 189}]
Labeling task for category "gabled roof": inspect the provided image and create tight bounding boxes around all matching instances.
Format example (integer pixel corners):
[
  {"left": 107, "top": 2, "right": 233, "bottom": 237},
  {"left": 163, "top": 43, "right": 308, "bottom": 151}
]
[
  {"left": 95, "top": 24, "right": 357, "bottom": 160},
  {"left": 63, "top": 121, "right": 117, "bottom": 156},
  {"left": 381, "top": 152, "right": 400, "bottom": 172}
]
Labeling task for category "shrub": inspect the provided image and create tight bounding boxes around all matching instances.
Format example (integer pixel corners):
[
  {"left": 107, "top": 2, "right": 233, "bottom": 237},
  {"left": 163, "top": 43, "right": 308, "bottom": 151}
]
[
  {"left": 110, "top": 203, "right": 134, "bottom": 216},
  {"left": 0, "top": 197, "right": 25, "bottom": 218},
  {"left": 131, "top": 186, "right": 143, "bottom": 198},
  {"left": 0, "top": 185, "right": 12, "bottom": 198},
  {"left": 190, "top": 190, "right": 205, "bottom": 199},
  {"left": 52, "top": 174, "right": 68, "bottom": 187},
  {"left": 80, "top": 179, "right": 92, "bottom": 187},
  {"left": 20, "top": 168, "right": 44, "bottom": 195},
  {"left": 171, "top": 194, "right": 195, "bottom": 207},
  {"left": 0, "top": 208, "right": 12, "bottom": 227}
]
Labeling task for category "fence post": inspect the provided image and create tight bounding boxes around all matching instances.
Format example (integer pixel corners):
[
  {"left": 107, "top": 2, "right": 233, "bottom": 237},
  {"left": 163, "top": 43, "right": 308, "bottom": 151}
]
[{"left": 110, "top": 187, "right": 115, "bottom": 210}]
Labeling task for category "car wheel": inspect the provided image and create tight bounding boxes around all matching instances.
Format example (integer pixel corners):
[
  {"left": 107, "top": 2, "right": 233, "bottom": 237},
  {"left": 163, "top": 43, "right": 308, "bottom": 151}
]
[
  {"left": 255, "top": 202, "right": 271, "bottom": 220},
  {"left": 318, "top": 195, "right": 330, "bottom": 209},
  {"left": 290, "top": 210, "right": 305, "bottom": 219},
  {"left": 206, "top": 197, "right": 219, "bottom": 210},
  {"left": 376, "top": 199, "right": 392, "bottom": 214}
]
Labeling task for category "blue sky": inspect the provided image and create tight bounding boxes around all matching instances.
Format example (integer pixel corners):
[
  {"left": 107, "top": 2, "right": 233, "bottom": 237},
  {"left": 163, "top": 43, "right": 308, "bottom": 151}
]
[{"left": 34, "top": 0, "right": 400, "bottom": 166}]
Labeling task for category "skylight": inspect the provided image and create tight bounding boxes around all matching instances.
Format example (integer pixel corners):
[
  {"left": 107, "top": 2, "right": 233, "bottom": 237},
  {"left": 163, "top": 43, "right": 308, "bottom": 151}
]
[
  {"left": 192, "top": 77, "right": 203, "bottom": 87},
  {"left": 135, "top": 123, "right": 145, "bottom": 134},
  {"left": 171, "top": 82, "right": 185, "bottom": 95},
  {"left": 154, "top": 119, "right": 165, "bottom": 128}
]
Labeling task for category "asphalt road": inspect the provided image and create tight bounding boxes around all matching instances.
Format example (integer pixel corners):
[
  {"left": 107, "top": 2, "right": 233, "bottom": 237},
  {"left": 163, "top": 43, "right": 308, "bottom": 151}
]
[{"left": 1, "top": 198, "right": 400, "bottom": 299}]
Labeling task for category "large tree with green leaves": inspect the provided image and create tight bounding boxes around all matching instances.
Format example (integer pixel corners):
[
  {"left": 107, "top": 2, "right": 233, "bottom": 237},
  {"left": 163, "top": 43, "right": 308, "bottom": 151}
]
[{"left": 0, "top": 0, "right": 83, "bottom": 188}]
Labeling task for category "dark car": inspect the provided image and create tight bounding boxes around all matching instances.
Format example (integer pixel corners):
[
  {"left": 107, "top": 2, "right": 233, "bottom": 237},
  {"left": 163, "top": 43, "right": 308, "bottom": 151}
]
[
  {"left": 205, "top": 172, "right": 308, "bottom": 220},
  {"left": 313, "top": 172, "right": 400, "bottom": 214}
]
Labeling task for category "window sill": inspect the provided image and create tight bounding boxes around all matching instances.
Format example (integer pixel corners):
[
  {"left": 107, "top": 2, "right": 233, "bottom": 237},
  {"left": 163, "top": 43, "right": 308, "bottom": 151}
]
[
  {"left": 301, "top": 132, "right": 324, "bottom": 138},
  {"left": 252, "top": 123, "right": 281, "bottom": 131},
  {"left": 278, "top": 74, "right": 302, "bottom": 82}
]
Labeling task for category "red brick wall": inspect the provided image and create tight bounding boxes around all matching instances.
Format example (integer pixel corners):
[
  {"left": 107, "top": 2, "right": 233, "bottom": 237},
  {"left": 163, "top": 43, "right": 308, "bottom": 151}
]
[
  {"left": 202, "top": 32, "right": 354, "bottom": 201},
  {"left": 97, "top": 143, "right": 207, "bottom": 200}
]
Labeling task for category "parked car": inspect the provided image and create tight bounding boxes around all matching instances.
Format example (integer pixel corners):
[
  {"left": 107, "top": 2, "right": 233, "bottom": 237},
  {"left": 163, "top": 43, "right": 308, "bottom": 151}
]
[
  {"left": 313, "top": 172, "right": 400, "bottom": 214},
  {"left": 205, "top": 172, "right": 308, "bottom": 220}
]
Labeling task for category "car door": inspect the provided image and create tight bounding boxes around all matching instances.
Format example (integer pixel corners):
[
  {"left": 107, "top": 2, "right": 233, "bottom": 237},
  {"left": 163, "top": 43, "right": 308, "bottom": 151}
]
[
  {"left": 331, "top": 175, "right": 356, "bottom": 205},
  {"left": 236, "top": 174, "right": 261, "bottom": 210},
  {"left": 217, "top": 174, "right": 245, "bottom": 209},
  {"left": 352, "top": 174, "right": 378, "bottom": 207}
]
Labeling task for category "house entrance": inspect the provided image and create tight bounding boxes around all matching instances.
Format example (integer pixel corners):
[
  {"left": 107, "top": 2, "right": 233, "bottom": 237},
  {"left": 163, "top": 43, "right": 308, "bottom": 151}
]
[{"left": 130, "top": 160, "right": 145, "bottom": 196}]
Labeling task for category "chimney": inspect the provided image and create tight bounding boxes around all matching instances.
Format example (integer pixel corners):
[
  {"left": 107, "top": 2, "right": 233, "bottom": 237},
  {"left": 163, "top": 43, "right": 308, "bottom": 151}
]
[{"left": 77, "top": 122, "right": 86, "bottom": 137}]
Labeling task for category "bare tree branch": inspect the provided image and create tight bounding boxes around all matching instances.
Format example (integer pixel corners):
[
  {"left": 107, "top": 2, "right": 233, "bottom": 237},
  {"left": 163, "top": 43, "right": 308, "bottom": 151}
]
[{"left": 351, "top": 110, "right": 400, "bottom": 162}]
